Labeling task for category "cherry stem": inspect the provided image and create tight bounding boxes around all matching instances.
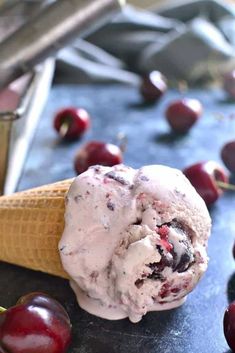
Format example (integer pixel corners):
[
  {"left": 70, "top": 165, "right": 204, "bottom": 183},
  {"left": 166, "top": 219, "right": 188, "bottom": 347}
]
[
  {"left": 59, "top": 121, "right": 70, "bottom": 137},
  {"left": 178, "top": 80, "right": 188, "bottom": 93},
  {"left": 0, "top": 306, "right": 6, "bottom": 313},
  {"left": 116, "top": 132, "right": 128, "bottom": 153},
  {"left": 216, "top": 180, "right": 235, "bottom": 191}
]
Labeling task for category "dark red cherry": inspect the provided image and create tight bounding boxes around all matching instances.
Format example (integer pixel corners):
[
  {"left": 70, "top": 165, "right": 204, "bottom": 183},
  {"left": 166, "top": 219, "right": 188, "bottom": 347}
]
[
  {"left": 165, "top": 98, "right": 202, "bottom": 133},
  {"left": 140, "top": 71, "right": 167, "bottom": 103},
  {"left": 0, "top": 292, "right": 71, "bottom": 353},
  {"left": 54, "top": 107, "right": 90, "bottom": 140},
  {"left": 223, "top": 70, "right": 235, "bottom": 99},
  {"left": 232, "top": 241, "right": 235, "bottom": 260},
  {"left": 183, "top": 161, "right": 228, "bottom": 205},
  {"left": 221, "top": 140, "right": 235, "bottom": 173},
  {"left": 74, "top": 141, "right": 123, "bottom": 174},
  {"left": 224, "top": 301, "right": 235, "bottom": 351}
]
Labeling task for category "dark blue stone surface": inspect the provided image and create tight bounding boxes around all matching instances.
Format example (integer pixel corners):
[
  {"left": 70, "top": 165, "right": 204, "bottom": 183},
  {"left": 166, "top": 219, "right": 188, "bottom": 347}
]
[{"left": 1, "top": 84, "right": 235, "bottom": 353}]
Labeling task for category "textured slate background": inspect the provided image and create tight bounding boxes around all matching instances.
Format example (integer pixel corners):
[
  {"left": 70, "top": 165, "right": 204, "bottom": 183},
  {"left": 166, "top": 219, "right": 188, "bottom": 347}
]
[{"left": 1, "top": 84, "right": 235, "bottom": 353}]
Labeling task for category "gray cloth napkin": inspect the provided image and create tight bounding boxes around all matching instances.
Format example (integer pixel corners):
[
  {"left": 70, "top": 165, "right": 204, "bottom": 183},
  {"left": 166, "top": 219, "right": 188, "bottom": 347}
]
[{"left": 56, "top": 0, "right": 235, "bottom": 85}]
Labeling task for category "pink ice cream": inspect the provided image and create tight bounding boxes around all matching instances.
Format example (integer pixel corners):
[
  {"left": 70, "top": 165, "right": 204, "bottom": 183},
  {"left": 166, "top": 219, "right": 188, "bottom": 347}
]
[{"left": 59, "top": 164, "right": 211, "bottom": 323}]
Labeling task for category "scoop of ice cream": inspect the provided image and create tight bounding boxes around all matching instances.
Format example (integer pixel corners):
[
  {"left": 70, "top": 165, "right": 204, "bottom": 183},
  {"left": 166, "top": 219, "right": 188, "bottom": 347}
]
[{"left": 59, "top": 164, "right": 211, "bottom": 323}]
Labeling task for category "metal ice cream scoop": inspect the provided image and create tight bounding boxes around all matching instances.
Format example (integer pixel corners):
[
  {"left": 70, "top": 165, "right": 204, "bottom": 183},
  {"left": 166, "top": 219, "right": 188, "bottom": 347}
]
[{"left": 0, "top": 0, "right": 125, "bottom": 88}]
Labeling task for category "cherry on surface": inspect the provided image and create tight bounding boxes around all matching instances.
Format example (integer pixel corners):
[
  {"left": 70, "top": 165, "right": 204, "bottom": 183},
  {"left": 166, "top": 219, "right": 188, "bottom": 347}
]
[
  {"left": 165, "top": 98, "right": 202, "bottom": 133},
  {"left": 223, "top": 70, "right": 235, "bottom": 99},
  {"left": 0, "top": 292, "right": 71, "bottom": 353},
  {"left": 140, "top": 71, "right": 167, "bottom": 103},
  {"left": 74, "top": 141, "right": 123, "bottom": 174},
  {"left": 183, "top": 161, "right": 228, "bottom": 206},
  {"left": 221, "top": 140, "right": 235, "bottom": 173},
  {"left": 232, "top": 241, "right": 235, "bottom": 260},
  {"left": 224, "top": 301, "right": 235, "bottom": 351},
  {"left": 54, "top": 107, "right": 90, "bottom": 140}
]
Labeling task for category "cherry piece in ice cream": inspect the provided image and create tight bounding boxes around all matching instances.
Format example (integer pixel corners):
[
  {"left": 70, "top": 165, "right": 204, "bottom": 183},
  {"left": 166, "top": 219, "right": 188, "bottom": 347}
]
[
  {"left": 140, "top": 71, "right": 167, "bottom": 103},
  {"left": 74, "top": 141, "right": 123, "bottom": 174},
  {"left": 54, "top": 107, "right": 90, "bottom": 140},
  {"left": 0, "top": 292, "right": 71, "bottom": 353},
  {"left": 224, "top": 301, "right": 235, "bottom": 351},
  {"left": 165, "top": 98, "right": 202, "bottom": 133},
  {"left": 221, "top": 140, "right": 235, "bottom": 173},
  {"left": 223, "top": 70, "right": 235, "bottom": 99},
  {"left": 183, "top": 161, "right": 228, "bottom": 206}
]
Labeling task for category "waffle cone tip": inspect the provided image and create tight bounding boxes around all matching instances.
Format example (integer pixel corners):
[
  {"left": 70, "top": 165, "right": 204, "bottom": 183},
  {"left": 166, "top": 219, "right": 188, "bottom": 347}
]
[{"left": 0, "top": 179, "right": 74, "bottom": 278}]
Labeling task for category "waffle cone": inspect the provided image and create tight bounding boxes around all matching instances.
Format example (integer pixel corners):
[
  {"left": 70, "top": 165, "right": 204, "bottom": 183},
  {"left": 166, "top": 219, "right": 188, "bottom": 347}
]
[{"left": 0, "top": 179, "right": 74, "bottom": 278}]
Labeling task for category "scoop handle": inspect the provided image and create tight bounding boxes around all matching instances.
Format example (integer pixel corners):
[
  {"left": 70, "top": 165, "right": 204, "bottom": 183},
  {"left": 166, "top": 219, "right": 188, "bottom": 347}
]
[{"left": 0, "top": 0, "right": 125, "bottom": 88}]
